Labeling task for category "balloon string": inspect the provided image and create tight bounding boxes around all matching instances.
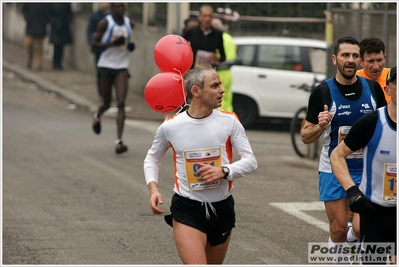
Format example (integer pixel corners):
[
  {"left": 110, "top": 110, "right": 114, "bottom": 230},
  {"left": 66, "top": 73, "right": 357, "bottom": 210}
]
[{"left": 173, "top": 68, "right": 190, "bottom": 115}]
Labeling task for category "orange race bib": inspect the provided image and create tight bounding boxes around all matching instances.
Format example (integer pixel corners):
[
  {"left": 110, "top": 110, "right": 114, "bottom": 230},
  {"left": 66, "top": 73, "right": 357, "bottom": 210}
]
[
  {"left": 382, "top": 163, "right": 397, "bottom": 204},
  {"left": 184, "top": 148, "right": 222, "bottom": 190}
]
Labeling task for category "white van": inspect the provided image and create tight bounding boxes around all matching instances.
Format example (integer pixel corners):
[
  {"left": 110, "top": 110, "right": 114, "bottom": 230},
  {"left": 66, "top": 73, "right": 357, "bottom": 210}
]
[{"left": 231, "top": 36, "right": 328, "bottom": 128}]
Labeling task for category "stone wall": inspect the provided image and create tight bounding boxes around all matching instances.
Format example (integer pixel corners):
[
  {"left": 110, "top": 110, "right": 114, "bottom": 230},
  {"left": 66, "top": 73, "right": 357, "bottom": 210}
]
[{"left": 2, "top": 4, "right": 167, "bottom": 96}]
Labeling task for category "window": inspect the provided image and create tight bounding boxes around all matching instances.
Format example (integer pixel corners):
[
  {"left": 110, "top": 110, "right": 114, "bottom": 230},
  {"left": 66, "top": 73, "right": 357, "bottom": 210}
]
[
  {"left": 237, "top": 45, "right": 256, "bottom": 66},
  {"left": 258, "top": 45, "right": 302, "bottom": 71}
]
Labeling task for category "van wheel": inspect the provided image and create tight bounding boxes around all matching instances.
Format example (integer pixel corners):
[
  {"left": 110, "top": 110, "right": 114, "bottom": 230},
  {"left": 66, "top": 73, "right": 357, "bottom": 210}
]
[{"left": 233, "top": 95, "right": 258, "bottom": 128}]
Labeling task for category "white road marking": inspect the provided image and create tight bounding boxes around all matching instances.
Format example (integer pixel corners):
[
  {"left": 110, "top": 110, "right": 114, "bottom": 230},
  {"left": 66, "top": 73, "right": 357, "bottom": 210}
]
[{"left": 269, "top": 201, "right": 329, "bottom": 232}]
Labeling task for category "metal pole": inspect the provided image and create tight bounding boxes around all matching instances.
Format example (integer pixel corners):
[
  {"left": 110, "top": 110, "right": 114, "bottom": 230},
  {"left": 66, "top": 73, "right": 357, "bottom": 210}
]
[
  {"left": 176, "top": 2, "right": 181, "bottom": 35},
  {"left": 325, "top": 3, "right": 333, "bottom": 46},
  {"left": 92, "top": 3, "right": 98, "bottom": 12},
  {"left": 143, "top": 3, "right": 149, "bottom": 29},
  {"left": 382, "top": 3, "right": 389, "bottom": 67},
  {"left": 356, "top": 4, "right": 361, "bottom": 40}
]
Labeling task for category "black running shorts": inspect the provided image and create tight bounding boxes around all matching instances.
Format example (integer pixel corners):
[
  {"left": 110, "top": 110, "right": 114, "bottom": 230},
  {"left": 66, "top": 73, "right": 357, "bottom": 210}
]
[
  {"left": 98, "top": 67, "right": 129, "bottom": 80},
  {"left": 165, "top": 193, "right": 236, "bottom": 246},
  {"left": 360, "top": 202, "right": 396, "bottom": 247}
]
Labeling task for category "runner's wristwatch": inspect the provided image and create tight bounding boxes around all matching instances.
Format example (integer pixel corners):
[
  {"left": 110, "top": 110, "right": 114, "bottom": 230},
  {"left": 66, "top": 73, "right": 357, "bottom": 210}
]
[{"left": 221, "top": 166, "right": 230, "bottom": 179}]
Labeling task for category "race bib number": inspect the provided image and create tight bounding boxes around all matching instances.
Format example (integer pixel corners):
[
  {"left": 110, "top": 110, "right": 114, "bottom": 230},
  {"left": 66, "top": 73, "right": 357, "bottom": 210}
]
[
  {"left": 382, "top": 163, "right": 397, "bottom": 204},
  {"left": 338, "top": 126, "right": 362, "bottom": 159},
  {"left": 184, "top": 148, "right": 222, "bottom": 190}
]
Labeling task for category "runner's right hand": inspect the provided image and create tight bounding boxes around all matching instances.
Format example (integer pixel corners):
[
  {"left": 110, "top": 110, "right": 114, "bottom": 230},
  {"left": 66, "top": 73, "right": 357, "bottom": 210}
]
[
  {"left": 112, "top": 36, "right": 125, "bottom": 46},
  {"left": 346, "top": 185, "right": 373, "bottom": 213}
]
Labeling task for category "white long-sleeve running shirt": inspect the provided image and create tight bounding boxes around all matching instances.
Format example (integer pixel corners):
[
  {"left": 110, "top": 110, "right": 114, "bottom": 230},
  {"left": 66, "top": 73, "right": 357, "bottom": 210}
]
[{"left": 144, "top": 109, "right": 258, "bottom": 203}]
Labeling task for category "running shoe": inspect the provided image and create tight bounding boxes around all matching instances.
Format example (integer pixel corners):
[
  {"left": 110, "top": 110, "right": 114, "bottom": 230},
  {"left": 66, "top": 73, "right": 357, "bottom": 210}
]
[
  {"left": 92, "top": 112, "right": 101, "bottom": 134},
  {"left": 115, "top": 141, "right": 128, "bottom": 154},
  {"left": 347, "top": 222, "right": 360, "bottom": 264},
  {"left": 346, "top": 221, "right": 359, "bottom": 243}
]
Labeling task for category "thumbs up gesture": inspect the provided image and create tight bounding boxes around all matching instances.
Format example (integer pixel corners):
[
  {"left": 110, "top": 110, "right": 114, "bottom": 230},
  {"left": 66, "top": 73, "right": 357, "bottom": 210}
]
[{"left": 318, "top": 104, "right": 332, "bottom": 131}]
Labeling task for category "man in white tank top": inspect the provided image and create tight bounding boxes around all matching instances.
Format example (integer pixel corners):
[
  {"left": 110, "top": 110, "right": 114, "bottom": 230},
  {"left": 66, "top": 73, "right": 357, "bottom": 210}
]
[{"left": 90, "top": 3, "right": 135, "bottom": 154}]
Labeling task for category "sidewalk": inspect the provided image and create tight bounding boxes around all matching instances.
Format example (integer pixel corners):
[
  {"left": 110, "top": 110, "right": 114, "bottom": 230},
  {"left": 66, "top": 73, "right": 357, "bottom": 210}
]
[{"left": 2, "top": 41, "right": 165, "bottom": 122}]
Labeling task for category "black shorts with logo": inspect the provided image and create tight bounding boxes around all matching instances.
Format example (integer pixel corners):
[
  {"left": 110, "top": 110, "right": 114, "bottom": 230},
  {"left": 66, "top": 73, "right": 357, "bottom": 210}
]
[{"left": 164, "top": 193, "right": 236, "bottom": 246}]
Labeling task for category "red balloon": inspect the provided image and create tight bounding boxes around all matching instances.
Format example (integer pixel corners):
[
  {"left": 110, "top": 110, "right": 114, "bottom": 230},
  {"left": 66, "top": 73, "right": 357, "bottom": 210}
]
[
  {"left": 144, "top": 72, "right": 187, "bottom": 114},
  {"left": 154, "top": 34, "right": 193, "bottom": 75}
]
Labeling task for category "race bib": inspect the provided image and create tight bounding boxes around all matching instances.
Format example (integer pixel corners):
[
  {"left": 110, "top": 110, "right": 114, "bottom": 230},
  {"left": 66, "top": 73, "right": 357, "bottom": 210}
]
[
  {"left": 382, "top": 163, "right": 397, "bottom": 204},
  {"left": 338, "top": 126, "right": 362, "bottom": 159},
  {"left": 184, "top": 148, "right": 222, "bottom": 190}
]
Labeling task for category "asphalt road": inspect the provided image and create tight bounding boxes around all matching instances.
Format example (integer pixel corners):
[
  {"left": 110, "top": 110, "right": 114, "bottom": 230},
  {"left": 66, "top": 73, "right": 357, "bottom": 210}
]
[{"left": 3, "top": 69, "right": 329, "bottom": 265}]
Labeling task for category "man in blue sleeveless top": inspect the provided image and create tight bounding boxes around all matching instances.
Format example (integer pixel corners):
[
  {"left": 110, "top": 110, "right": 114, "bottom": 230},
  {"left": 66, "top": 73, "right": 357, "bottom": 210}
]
[{"left": 300, "top": 36, "right": 386, "bottom": 263}]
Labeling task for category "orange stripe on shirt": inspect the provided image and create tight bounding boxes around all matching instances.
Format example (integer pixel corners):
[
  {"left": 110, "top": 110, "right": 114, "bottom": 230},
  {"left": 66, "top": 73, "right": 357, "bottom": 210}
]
[
  {"left": 225, "top": 136, "right": 233, "bottom": 191},
  {"left": 225, "top": 136, "right": 233, "bottom": 163},
  {"left": 169, "top": 141, "right": 180, "bottom": 193}
]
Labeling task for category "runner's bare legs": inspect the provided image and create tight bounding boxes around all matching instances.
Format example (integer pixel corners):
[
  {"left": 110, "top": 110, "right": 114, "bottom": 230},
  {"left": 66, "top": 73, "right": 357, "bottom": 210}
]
[
  {"left": 173, "top": 220, "right": 231, "bottom": 264},
  {"left": 113, "top": 71, "right": 128, "bottom": 140},
  {"left": 97, "top": 77, "right": 113, "bottom": 116}
]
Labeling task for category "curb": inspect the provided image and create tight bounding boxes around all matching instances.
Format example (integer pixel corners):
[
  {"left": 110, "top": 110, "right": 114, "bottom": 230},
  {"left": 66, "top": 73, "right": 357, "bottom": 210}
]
[
  {"left": 3, "top": 59, "right": 96, "bottom": 112},
  {"left": 3, "top": 58, "right": 166, "bottom": 122}
]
